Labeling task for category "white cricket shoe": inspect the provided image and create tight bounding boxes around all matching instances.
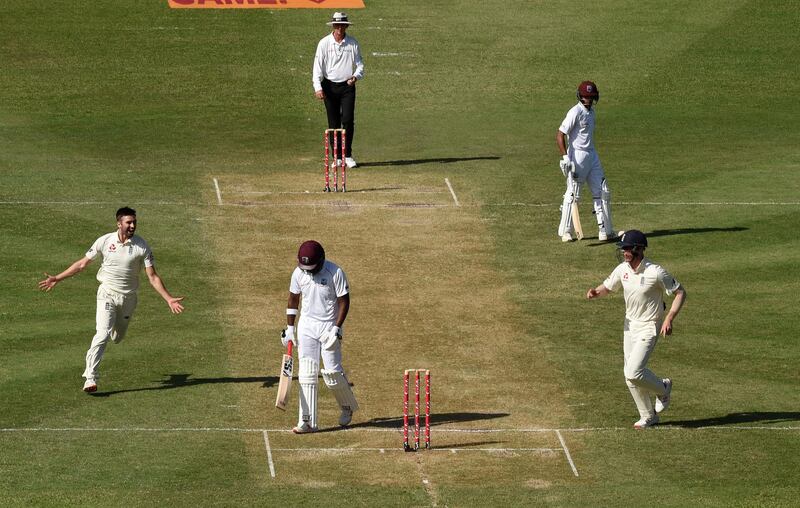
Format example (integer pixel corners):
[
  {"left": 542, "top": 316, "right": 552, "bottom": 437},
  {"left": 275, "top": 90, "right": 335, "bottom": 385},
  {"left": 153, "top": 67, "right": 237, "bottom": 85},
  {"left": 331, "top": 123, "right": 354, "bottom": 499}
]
[
  {"left": 292, "top": 422, "right": 319, "bottom": 434},
  {"left": 633, "top": 414, "right": 659, "bottom": 429},
  {"left": 561, "top": 233, "right": 574, "bottom": 242},
  {"left": 345, "top": 157, "right": 357, "bottom": 168},
  {"left": 598, "top": 230, "right": 617, "bottom": 242},
  {"left": 339, "top": 408, "right": 354, "bottom": 427},
  {"left": 83, "top": 379, "right": 97, "bottom": 393},
  {"left": 655, "top": 378, "right": 672, "bottom": 413}
]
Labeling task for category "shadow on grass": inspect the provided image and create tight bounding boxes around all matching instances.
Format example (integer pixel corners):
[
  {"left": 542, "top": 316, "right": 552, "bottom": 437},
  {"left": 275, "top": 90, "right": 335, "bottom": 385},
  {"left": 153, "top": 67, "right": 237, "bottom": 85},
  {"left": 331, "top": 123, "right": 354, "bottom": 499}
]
[
  {"left": 357, "top": 156, "right": 500, "bottom": 168},
  {"left": 662, "top": 411, "right": 800, "bottom": 428},
  {"left": 327, "top": 412, "right": 510, "bottom": 432},
  {"left": 90, "top": 373, "right": 277, "bottom": 397},
  {"left": 586, "top": 226, "right": 748, "bottom": 246}
]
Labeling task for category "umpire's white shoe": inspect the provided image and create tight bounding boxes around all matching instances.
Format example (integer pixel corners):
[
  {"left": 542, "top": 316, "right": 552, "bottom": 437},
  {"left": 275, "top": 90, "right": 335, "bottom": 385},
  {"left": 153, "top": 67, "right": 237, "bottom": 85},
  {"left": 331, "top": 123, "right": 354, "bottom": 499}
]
[
  {"left": 292, "top": 422, "right": 318, "bottom": 434},
  {"left": 82, "top": 379, "right": 97, "bottom": 393},
  {"left": 345, "top": 157, "right": 358, "bottom": 168},
  {"left": 339, "top": 408, "right": 354, "bottom": 427},
  {"left": 561, "top": 233, "right": 574, "bottom": 242},
  {"left": 655, "top": 378, "right": 672, "bottom": 413},
  {"left": 633, "top": 414, "right": 659, "bottom": 429}
]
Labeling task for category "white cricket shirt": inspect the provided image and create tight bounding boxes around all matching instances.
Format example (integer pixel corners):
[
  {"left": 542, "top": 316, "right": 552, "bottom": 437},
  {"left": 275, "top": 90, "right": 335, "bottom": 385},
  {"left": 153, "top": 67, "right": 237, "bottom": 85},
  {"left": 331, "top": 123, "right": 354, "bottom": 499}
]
[
  {"left": 85, "top": 232, "right": 154, "bottom": 295},
  {"left": 559, "top": 102, "right": 595, "bottom": 152},
  {"left": 289, "top": 260, "right": 349, "bottom": 322},
  {"left": 312, "top": 33, "right": 365, "bottom": 91},
  {"left": 603, "top": 258, "right": 681, "bottom": 322}
]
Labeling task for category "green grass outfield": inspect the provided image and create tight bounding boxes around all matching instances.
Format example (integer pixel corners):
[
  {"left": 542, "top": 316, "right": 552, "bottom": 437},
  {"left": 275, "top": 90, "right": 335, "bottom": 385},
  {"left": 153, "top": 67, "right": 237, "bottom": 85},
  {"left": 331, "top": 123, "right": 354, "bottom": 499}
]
[{"left": 2, "top": 0, "right": 799, "bottom": 506}]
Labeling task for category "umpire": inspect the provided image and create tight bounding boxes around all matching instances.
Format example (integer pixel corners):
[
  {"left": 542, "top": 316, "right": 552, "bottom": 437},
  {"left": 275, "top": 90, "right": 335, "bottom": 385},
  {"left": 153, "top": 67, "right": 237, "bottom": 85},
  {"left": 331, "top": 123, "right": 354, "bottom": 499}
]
[{"left": 312, "top": 12, "right": 364, "bottom": 169}]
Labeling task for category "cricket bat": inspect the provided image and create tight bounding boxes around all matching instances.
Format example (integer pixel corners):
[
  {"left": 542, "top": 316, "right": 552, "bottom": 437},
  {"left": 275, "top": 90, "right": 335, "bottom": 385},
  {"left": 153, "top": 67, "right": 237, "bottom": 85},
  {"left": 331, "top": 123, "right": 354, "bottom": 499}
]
[
  {"left": 570, "top": 177, "right": 584, "bottom": 240},
  {"left": 275, "top": 341, "right": 294, "bottom": 411}
]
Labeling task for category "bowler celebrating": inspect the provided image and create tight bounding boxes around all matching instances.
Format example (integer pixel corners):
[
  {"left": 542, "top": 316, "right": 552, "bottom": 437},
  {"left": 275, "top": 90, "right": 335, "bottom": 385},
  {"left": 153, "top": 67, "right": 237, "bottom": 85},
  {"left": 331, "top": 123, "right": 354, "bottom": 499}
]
[
  {"left": 586, "top": 230, "right": 687, "bottom": 429},
  {"left": 38, "top": 207, "right": 185, "bottom": 393}
]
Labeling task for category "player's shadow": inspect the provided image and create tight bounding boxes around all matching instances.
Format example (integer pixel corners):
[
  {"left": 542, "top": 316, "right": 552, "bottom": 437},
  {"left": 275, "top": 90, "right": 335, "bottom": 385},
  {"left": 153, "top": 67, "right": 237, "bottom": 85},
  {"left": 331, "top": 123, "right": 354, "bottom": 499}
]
[
  {"left": 645, "top": 227, "right": 748, "bottom": 239},
  {"left": 89, "top": 373, "right": 277, "bottom": 397},
  {"left": 661, "top": 411, "right": 800, "bottom": 428},
  {"left": 358, "top": 156, "right": 500, "bottom": 168},
  {"left": 586, "top": 226, "right": 748, "bottom": 246},
  {"left": 340, "top": 412, "right": 510, "bottom": 431}
]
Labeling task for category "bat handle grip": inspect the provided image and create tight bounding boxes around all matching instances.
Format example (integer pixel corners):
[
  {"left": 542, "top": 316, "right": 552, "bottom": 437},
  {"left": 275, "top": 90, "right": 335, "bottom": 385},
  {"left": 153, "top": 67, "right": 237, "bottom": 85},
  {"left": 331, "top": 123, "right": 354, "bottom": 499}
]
[{"left": 287, "top": 341, "right": 293, "bottom": 356}]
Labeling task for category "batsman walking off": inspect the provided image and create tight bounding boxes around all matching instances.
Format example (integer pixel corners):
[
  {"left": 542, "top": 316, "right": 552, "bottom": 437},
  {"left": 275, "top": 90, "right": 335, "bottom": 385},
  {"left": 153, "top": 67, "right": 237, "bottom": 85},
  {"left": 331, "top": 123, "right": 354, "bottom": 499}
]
[
  {"left": 37, "top": 207, "right": 185, "bottom": 393},
  {"left": 556, "top": 80, "right": 616, "bottom": 242},
  {"left": 312, "top": 12, "right": 364, "bottom": 169},
  {"left": 282, "top": 240, "right": 358, "bottom": 433},
  {"left": 586, "top": 230, "right": 687, "bottom": 429}
]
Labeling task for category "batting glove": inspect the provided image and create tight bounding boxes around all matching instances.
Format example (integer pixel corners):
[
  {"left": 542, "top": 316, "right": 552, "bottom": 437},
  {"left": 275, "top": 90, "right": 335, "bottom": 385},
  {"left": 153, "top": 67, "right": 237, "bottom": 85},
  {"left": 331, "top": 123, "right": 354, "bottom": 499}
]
[
  {"left": 559, "top": 155, "right": 573, "bottom": 178},
  {"left": 281, "top": 326, "right": 296, "bottom": 347},
  {"left": 321, "top": 326, "right": 342, "bottom": 351}
]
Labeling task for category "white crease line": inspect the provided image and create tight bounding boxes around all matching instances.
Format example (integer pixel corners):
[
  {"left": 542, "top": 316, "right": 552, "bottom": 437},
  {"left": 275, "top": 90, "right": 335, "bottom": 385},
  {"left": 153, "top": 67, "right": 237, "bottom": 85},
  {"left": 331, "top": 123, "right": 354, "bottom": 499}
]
[
  {"left": 2, "top": 200, "right": 799, "bottom": 208},
  {"left": 371, "top": 52, "right": 416, "bottom": 57},
  {"left": 271, "top": 447, "right": 559, "bottom": 453},
  {"left": 3, "top": 426, "right": 797, "bottom": 433},
  {"left": 445, "top": 178, "right": 460, "bottom": 207},
  {"left": 118, "top": 27, "right": 196, "bottom": 31},
  {"left": 263, "top": 431, "right": 276, "bottom": 479},
  {"left": 0, "top": 201, "right": 190, "bottom": 206},
  {"left": 213, "top": 178, "right": 223, "bottom": 205},
  {"left": 556, "top": 430, "right": 579, "bottom": 477},
  {"left": 615, "top": 201, "right": 800, "bottom": 206}
]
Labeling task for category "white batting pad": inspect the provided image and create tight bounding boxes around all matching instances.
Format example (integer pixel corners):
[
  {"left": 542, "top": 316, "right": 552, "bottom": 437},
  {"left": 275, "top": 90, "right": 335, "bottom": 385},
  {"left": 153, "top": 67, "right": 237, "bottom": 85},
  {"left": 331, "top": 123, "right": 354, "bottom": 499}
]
[
  {"left": 558, "top": 187, "right": 575, "bottom": 236},
  {"left": 321, "top": 369, "right": 359, "bottom": 412},
  {"left": 601, "top": 179, "right": 614, "bottom": 234},
  {"left": 298, "top": 357, "right": 319, "bottom": 428}
]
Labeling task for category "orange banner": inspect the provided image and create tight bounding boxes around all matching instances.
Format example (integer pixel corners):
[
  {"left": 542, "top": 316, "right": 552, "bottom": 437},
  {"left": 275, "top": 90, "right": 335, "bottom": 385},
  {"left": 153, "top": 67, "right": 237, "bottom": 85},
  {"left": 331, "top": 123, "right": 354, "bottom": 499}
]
[{"left": 169, "top": 0, "right": 364, "bottom": 8}]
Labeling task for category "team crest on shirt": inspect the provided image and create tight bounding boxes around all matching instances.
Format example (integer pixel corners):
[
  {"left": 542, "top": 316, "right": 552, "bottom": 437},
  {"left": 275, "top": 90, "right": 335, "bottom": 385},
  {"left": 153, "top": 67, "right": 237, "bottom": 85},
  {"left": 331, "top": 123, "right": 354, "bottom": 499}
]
[
  {"left": 623, "top": 273, "right": 629, "bottom": 281},
  {"left": 319, "top": 278, "right": 328, "bottom": 286},
  {"left": 109, "top": 244, "right": 116, "bottom": 252}
]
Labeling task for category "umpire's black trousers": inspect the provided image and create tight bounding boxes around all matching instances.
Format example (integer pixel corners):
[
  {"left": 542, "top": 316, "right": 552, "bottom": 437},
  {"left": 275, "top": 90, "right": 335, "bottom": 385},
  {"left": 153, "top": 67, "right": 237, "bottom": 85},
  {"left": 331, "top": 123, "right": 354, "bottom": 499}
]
[{"left": 322, "top": 79, "right": 356, "bottom": 157}]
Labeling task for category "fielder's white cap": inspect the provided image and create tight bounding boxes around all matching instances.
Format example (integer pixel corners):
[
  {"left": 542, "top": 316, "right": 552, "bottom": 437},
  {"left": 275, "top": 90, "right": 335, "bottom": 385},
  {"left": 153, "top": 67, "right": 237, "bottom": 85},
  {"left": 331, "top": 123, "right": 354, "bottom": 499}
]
[{"left": 327, "top": 12, "right": 351, "bottom": 25}]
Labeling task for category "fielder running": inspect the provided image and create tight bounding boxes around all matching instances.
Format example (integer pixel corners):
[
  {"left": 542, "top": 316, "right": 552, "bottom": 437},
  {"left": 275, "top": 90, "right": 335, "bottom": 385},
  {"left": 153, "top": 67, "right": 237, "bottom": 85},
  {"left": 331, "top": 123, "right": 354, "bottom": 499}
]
[
  {"left": 556, "top": 80, "right": 616, "bottom": 242},
  {"left": 282, "top": 240, "right": 358, "bottom": 433},
  {"left": 37, "top": 207, "right": 185, "bottom": 393},
  {"left": 586, "top": 230, "right": 687, "bottom": 429}
]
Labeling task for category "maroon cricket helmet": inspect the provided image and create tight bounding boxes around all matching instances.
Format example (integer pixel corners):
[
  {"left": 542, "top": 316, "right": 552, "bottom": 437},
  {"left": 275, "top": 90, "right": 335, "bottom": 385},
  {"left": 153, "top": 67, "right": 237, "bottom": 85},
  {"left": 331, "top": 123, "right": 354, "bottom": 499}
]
[
  {"left": 297, "top": 240, "right": 325, "bottom": 271},
  {"left": 577, "top": 80, "right": 600, "bottom": 101}
]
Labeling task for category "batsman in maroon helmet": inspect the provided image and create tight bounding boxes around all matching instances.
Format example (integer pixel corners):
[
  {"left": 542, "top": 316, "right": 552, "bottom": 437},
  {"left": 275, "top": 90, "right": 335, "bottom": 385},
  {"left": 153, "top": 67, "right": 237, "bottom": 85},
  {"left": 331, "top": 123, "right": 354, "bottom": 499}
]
[
  {"left": 556, "top": 81, "right": 617, "bottom": 242},
  {"left": 281, "top": 240, "right": 358, "bottom": 433}
]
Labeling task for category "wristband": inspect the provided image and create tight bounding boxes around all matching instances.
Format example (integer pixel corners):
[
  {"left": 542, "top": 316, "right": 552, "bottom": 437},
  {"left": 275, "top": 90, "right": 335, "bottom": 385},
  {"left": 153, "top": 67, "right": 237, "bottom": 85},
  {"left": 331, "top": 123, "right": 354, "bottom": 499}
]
[{"left": 286, "top": 308, "right": 298, "bottom": 316}]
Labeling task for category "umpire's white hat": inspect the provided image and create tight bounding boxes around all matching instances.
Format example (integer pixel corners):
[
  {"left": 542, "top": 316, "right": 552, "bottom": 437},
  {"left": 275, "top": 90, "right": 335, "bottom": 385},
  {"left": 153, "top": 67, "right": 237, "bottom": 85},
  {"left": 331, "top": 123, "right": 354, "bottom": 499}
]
[{"left": 326, "top": 12, "right": 352, "bottom": 25}]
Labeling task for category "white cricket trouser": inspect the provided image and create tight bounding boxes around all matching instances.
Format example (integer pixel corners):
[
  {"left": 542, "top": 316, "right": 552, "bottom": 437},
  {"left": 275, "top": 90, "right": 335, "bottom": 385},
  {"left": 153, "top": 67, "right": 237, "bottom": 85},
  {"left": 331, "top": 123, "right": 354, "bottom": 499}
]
[
  {"left": 623, "top": 318, "right": 667, "bottom": 418},
  {"left": 571, "top": 149, "right": 606, "bottom": 199},
  {"left": 297, "top": 318, "right": 343, "bottom": 371},
  {"left": 83, "top": 286, "right": 137, "bottom": 381},
  {"left": 559, "top": 149, "right": 612, "bottom": 235},
  {"left": 559, "top": 150, "right": 612, "bottom": 234},
  {"left": 296, "top": 318, "right": 345, "bottom": 427}
]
